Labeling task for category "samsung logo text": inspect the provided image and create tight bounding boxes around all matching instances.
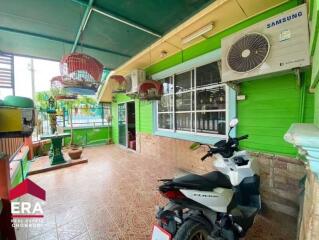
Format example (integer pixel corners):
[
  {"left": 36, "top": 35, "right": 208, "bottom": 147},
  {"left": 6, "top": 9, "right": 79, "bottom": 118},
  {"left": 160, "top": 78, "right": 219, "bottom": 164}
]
[{"left": 267, "top": 11, "right": 303, "bottom": 28}]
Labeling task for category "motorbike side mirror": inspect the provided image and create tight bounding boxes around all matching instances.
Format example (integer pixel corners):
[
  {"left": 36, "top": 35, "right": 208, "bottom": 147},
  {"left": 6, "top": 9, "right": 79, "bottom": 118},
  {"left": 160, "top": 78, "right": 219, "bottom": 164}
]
[
  {"left": 228, "top": 118, "right": 239, "bottom": 137},
  {"left": 190, "top": 142, "right": 201, "bottom": 150},
  {"left": 229, "top": 118, "right": 239, "bottom": 128}
]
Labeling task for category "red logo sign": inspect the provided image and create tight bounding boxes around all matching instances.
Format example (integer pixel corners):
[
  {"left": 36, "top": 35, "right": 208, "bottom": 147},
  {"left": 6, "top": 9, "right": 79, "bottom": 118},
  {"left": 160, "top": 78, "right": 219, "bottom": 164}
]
[{"left": 10, "top": 179, "right": 46, "bottom": 201}]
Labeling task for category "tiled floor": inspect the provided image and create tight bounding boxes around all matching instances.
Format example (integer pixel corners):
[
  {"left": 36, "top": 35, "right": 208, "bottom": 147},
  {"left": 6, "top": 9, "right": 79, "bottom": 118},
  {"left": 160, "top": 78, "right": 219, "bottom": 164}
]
[
  {"left": 15, "top": 145, "right": 297, "bottom": 240},
  {"left": 28, "top": 152, "right": 87, "bottom": 175}
]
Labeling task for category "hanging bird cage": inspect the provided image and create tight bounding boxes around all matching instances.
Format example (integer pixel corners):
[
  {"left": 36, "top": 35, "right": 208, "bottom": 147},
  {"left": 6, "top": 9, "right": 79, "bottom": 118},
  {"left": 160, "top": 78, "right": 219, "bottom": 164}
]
[
  {"left": 110, "top": 75, "right": 127, "bottom": 93},
  {"left": 59, "top": 53, "right": 103, "bottom": 95},
  {"left": 138, "top": 80, "right": 163, "bottom": 100},
  {"left": 50, "top": 76, "right": 77, "bottom": 100}
]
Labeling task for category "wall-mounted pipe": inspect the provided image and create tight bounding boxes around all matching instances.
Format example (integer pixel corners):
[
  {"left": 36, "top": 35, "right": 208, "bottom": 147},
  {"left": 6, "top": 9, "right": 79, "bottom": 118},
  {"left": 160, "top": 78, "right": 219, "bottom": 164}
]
[{"left": 298, "top": 72, "right": 306, "bottom": 123}]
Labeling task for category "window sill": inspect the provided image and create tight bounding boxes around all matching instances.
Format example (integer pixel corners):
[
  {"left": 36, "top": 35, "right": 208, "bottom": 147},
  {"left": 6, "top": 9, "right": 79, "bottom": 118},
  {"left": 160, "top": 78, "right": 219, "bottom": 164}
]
[
  {"left": 154, "top": 129, "right": 226, "bottom": 144},
  {"left": 284, "top": 123, "right": 319, "bottom": 176}
]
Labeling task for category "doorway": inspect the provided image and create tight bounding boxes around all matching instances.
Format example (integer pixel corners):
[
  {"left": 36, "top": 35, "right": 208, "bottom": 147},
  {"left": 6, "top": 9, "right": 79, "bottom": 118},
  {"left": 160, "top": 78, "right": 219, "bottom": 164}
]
[
  {"left": 118, "top": 102, "right": 136, "bottom": 150},
  {"left": 127, "top": 102, "right": 136, "bottom": 150},
  {"left": 118, "top": 103, "right": 127, "bottom": 146}
]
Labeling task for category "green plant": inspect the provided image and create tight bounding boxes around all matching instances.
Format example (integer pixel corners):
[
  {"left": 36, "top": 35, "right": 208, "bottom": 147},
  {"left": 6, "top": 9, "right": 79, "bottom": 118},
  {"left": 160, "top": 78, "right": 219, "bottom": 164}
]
[{"left": 35, "top": 91, "right": 50, "bottom": 111}]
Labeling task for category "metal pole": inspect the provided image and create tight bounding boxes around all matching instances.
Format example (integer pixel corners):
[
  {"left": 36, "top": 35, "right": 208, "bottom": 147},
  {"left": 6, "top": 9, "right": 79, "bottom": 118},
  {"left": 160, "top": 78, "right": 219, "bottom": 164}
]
[
  {"left": 71, "top": 0, "right": 161, "bottom": 38},
  {"left": 92, "top": 7, "right": 162, "bottom": 38},
  {"left": 30, "top": 58, "right": 35, "bottom": 100},
  {"left": 71, "top": 0, "right": 94, "bottom": 53},
  {"left": 11, "top": 54, "right": 15, "bottom": 96}
]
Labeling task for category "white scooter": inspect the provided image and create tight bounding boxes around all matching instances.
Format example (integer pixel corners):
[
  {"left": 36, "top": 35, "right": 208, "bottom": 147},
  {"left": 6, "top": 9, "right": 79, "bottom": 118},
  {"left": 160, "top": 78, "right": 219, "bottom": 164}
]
[{"left": 155, "top": 119, "right": 261, "bottom": 240}]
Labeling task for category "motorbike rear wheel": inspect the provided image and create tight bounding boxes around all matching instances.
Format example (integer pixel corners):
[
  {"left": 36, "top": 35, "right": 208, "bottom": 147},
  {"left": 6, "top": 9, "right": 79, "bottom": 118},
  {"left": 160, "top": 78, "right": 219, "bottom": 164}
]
[{"left": 174, "top": 219, "right": 212, "bottom": 240}]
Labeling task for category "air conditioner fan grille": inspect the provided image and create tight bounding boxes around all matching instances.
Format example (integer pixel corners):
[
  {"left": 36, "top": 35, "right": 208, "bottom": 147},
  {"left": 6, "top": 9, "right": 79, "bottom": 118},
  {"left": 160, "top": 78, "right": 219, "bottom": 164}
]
[{"left": 227, "top": 33, "right": 270, "bottom": 73}]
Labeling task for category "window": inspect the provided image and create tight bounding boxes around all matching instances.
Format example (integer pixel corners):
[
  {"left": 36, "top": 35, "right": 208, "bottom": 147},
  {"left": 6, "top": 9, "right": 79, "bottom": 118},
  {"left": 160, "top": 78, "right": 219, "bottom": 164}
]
[{"left": 157, "top": 62, "right": 226, "bottom": 135}]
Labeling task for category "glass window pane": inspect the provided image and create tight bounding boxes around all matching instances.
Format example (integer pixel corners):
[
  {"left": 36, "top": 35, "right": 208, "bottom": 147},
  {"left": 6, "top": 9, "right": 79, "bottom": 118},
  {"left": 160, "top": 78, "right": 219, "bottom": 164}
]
[
  {"left": 158, "top": 95, "right": 173, "bottom": 112},
  {"left": 158, "top": 113, "right": 174, "bottom": 129},
  {"left": 196, "top": 86, "right": 225, "bottom": 111},
  {"left": 175, "top": 71, "right": 192, "bottom": 93},
  {"left": 0, "top": 88, "right": 13, "bottom": 98},
  {"left": 160, "top": 76, "right": 174, "bottom": 94},
  {"left": 196, "top": 62, "right": 221, "bottom": 88},
  {"left": 176, "top": 92, "right": 193, "bottom": 111},
  {"left": 176, "top": 113, "right": 191, "bottom": 131},
  {"left": 196, "top": 112, "right": 226, "bottom": 134},
  {"left": 192, "top": 112, "right": 195, "bottom": 132}
]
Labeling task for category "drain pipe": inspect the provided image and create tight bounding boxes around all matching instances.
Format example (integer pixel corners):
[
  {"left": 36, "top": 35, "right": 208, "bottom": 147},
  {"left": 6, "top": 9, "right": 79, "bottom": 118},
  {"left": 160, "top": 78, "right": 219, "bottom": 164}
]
[{"left": 298, "top": 71, "right": 306, "bottom": 123}]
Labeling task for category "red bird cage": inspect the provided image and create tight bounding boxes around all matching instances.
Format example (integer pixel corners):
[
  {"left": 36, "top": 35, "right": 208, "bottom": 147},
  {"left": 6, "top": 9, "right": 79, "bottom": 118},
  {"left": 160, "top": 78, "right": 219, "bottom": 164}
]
[
  {"left": 59, "top": 53, "right": 104, "bottom": 95},
  {"left": 110, "top": 75, "right": 127, "bottom": 93},
  {"left": 50, "top": 76, "right": 77, "bottom": 100},
  {"left": 138, "top": 80, "right": 163, "bottom": 100}
]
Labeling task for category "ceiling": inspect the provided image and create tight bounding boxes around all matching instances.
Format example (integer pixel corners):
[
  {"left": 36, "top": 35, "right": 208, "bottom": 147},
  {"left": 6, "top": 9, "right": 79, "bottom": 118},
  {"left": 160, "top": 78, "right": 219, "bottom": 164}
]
[
  {"left": 110, "top": 0, "right": 290, "bottom": 77},
  {"left": 0, "top": 0, "right": 214, "bottom": 69},
  {"left": 98, "top": 0, "right": 290, "bottom": 102}
]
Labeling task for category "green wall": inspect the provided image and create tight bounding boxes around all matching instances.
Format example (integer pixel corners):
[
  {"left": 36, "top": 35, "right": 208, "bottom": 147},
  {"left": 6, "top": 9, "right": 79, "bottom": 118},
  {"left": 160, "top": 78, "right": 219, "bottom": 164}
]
[
  {"left": 110, "top": 0, "right": 318, "bottom": 156},
  {"left": 136, "top": 100, "right": 153, "bottom": 133},
  {"left": 140, "top": 0, "right": 315, "bottom": 156},
  {"left": 311, "top": 0, "right": 319, "bottom": 127},
  {"left": 237, "top": 73, "right": 313, "bottom": 156},
  {"left": 315, "top": 86, "right": 319, "bottom": 127},
  {"left": 111, "top": 93, "right": 153, "bottom": 144},
  {"left": 64, "top": 126, "right": 112, "bottom": 146}
]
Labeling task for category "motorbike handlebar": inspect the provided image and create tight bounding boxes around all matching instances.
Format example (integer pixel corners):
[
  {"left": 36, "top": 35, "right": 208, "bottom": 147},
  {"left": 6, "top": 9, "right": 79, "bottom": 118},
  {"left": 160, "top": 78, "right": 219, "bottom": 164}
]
[
  {"left": 237, "top": 135, "right": 248, "bottom": 141},
  {"left": 201, "top": 152, "right": 211, "bottom": 161},
  {"left": 200, "top": 135, "right": 248, "bottom": 160}
]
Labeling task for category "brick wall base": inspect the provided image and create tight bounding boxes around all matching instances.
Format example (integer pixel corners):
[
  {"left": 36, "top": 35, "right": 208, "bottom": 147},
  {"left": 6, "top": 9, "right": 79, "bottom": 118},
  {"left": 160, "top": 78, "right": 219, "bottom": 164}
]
[
  {"left": 298, "top": 169, "right": 319, "bottom": 240},
  {"left": 136, "top": 133, "right": 306, "bottom": 217}
]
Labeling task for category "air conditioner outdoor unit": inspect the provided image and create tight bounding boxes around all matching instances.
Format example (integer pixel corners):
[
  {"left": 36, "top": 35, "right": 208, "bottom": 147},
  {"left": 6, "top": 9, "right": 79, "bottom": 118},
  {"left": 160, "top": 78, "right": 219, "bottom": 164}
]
[
  {"left": 126, "top": 69, "right": 146, "bottom": 94},
  {"left": 221, "top": 4, "right": 310, "bottom": 83}
]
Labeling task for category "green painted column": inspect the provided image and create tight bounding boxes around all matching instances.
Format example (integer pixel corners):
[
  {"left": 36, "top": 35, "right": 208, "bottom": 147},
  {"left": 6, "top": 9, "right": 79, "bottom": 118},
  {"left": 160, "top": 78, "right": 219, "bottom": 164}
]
[{"left": 49, "top": 137, "right": 66, "bottom": 165}]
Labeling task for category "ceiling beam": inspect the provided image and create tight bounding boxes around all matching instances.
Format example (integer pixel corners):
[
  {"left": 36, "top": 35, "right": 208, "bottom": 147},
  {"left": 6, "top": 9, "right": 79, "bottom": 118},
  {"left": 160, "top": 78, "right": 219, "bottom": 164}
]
[
  {"left": 71, "top": 0, "right": 162, "bottom": 38},
  {"left": 71, "top": 0, "right": 94, "bottom": 53},
  {"left": 0, "top": 26, "right": 131, "bottom": 58}
]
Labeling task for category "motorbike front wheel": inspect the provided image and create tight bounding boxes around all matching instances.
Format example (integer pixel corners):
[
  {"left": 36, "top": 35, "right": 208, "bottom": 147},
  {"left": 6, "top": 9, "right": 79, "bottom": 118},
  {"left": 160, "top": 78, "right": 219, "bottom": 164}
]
[{"left": 174, "top": 219, "right": 212, "bottom": 240}]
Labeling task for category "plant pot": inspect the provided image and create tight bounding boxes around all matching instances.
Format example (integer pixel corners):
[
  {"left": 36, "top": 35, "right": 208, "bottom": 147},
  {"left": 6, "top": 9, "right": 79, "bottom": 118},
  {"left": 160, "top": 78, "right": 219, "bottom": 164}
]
[{"left": 68, "top": 148, "right": 82, "bottom": 160}]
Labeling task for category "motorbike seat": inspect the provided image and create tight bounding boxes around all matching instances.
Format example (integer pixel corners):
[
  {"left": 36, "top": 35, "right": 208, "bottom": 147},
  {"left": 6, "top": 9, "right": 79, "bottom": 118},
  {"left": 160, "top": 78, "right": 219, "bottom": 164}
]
[{"left": 171, "top": 171, "right": 232, "bottom": 191}]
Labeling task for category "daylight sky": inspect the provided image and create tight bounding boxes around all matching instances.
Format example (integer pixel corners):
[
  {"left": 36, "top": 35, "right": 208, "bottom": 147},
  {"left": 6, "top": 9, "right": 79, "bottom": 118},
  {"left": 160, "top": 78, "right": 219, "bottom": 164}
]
[{"left": 0, "top": 56, "right": 60, "bottom": 99}]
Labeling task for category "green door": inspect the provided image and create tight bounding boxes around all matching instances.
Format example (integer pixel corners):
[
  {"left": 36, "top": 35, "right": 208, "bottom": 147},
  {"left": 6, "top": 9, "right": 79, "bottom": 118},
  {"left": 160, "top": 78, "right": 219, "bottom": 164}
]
[{"left": 118, "top": 103, "right": 127, "bottom": 146}]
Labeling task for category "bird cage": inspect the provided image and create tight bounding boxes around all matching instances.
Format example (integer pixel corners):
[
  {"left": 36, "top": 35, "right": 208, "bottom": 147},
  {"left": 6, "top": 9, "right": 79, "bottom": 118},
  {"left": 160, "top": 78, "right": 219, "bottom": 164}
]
[
  {"left": 59, "top": 53, "right": 103, "bottom": 95},
  {"left": 137, "top": 80, "right": 163, "bottom": 100},
  {"left": 110, "top": 75, "right": 127, "bottom": 93},
  {"left": 50, "top": 76, "right": 77, "bottom": 100}
]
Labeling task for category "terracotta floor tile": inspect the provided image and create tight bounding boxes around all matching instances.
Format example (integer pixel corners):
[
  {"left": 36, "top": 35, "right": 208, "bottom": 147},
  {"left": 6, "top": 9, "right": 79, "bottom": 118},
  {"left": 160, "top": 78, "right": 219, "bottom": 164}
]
[
  {"left": 73, "top": 232, "right": 91, "bottom": 240},
  {"left": 28, "top": 230, "right": 58, "bottom": 240},
  {"left": 10, "top": 145, "right": 297, "bottom": 240},
  {"left": 57, "top": 230, "right": 84, "bottom": 240}
]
